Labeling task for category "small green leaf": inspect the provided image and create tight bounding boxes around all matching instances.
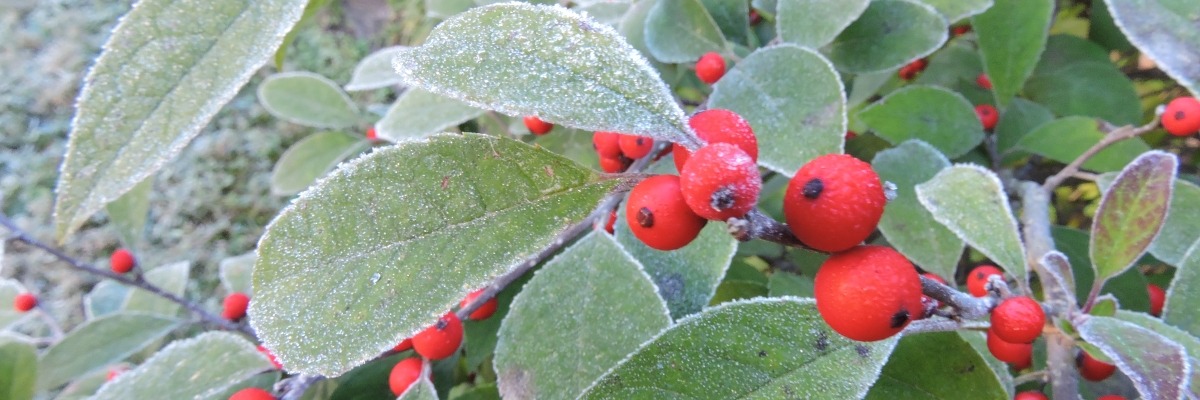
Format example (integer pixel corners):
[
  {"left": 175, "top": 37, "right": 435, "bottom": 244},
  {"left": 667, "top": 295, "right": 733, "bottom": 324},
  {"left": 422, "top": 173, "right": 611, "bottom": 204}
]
[
  {"left": 258, "top": 72, "right": 361, "bottom": 129},
  {"left": 709, "top": 45, "right": 845, "bottom": 175},
  {"left": 90, "top": 332, "right": 273, "bottom": 400},
  {"left": 392, "top": 3, "right": 694, "bottom": 144},
  {"left": 1114, "top": 310, "right": 1200, "bottom": 399},
  {"left": 872, "top": 140, "right": 963, "bottom": 279},
  {"left": 710, "top": 281, "right": 769, "bottom": 304},
  {"left": 914, "top": 0, "right": 993, "bottom": 22},
  {"left": 1016, "top": 117, "right": 1152, "bottom": 173},
  {"left": 767, "top": 271, "right": 814, "bottom": 297},
  {"left": 428, "top": 0, "right": 475, "bottom": 19},
  {"left": 957, "top": 331, "right": 1016, "bottom": 397},
  {"left": 252, "top": 133, "right": 618, "bottom": 376},
  {"left": 83, "top": 280, "right": 130, "bottom": 320},
  {"left": 826, "top": 0, "right": 948, "bottom": 73},
  {"left": 219, "top": 252, "right": 257, "bottom": 296},
  {"left": 105, "top": 178, "right": 151, "bottom": 247},
  {"left": 972, "top": 0, "right": 1053, "bottom": 107},
  {"left": 1024, "top": 35, "right": 1141, "bottom": 126},
  {"left": 1103, "top": 0, "right": 1200, "bottom": 96},
  {"left": 399, "top": 360, "right": 438, "bottom": 400},
  {"left": 270, "top": 132, "right": 368, "bottom": 196},
  {"left": 375, "top": 89, "right": 484, "bottom": 142},
  {"left": 916, "top": 165, "right": 1028, "bottom": 287},
  {"left": 644, "top": 0, "right": 727, "bottom": 63},
  {"left": 995, "top": 98, "right": 1055, "bottom": 155},
  {"left": 1091, "top": 295, "right": 1119, "bottom": 316},
  {"left": 0, "top": 340, "right": 35, "bottom": 400},
  {"left": 53, "top": 0, "right": 307, "bottom": 241},
  {"left": 1149, "top": 180, "right": 1200, "bottom": 266},
  {"left": 1077, "top": 315, "right": 1191, "bottom": 400},
  {"left": 123, "top": 261, "right": 189, "bottom": 317},
  {"left": 864, "top": 332, "right": 1008, "bottom": 399},
  {"left": 912, "top": 39, "right": 984, "bottom": 92},
  {"left": 51, "top": 364, "right": 112, "bottom": 400},
  {"left": 776, "top": 0, "right": 869, "bottom": 48},
  {"left": 580, "top": 298, "right": 899, "bottom": 399},
  {"left": 859, "top": 85, "right": 984, "bottom": 158},
  {"left": 495, "top": 233, "right": 670, "bottom": 399},
  {"left": 699, "top": 0, "right": 749, "bottom": 45},
  {"left": 1090, "top": 151, "right": 1177, "bottom": 283},
  {"left": 36, "top": 313, "right": 178, "bottom": 391},
  {"left": 1165, "top": 241, "right": 1200, "bottom": 337},
  {"left": 345, "top": 46, "right": 408, "bottom": 92}
]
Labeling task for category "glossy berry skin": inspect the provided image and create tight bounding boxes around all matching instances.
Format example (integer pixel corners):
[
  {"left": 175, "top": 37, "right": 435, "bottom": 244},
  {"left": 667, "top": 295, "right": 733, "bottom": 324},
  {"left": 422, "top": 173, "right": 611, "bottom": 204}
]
[
  {"left": 523, "top": 116, "right": 553, "bottom": 135},
  {"left": 991, "top": 296, "right": 1045, "bottom": 343},
  {"left": 625, "top": 175, "right": 708, "bottom": 250},
  {"left": 257, "top": 345, "right": 282, "bottom": 369},
  {"left": 695, "top": 52, "right": 726, "bottom": 84},
  {"left": 460, "top": 289, "right": 498, "bottom": 321},
  {"left": 110, "top": 248, "right": 136, "bottom": 274},
  {"left": 389, "top": 357, "right": 423, "bottom": 396},
  {"left": 1013, "top": 391, "right": 1048, "bottom": 400},
  {"left": 1162, "top": 97, "right": 1200, "bottom": 136},
  {"left": 593, "top": 131, "right": 623, "bottom": 158},
  {"left": 618, "top": 135, "right": 654, "bottom": 159},
  {"left": 393, "top": 338, "right": 413, "bottom": 352},
  {"left": 222, "top": 292, "right": 250, "bottom": 321},
  {"left": 814, "top": 246, "right": 924, "bottom": 342},
  {"left": 987, "top": 329, "right": 1033, "bottom": 366},
  {"left": 412, "top": 312, "right": 463, "bottom": 360},
  {"left": 676, "top": 109, "right": 758, "bottom": 171},
  {"left": 977, "top": 73, "right": 992, "bottom": 90},
  {"left": 13, "top": 293, "right": 36, "bottom": 312},
  {"left": 229, "top": 388, "right": 275, "bottom": 400},
  {"left": 598, "top": 155, "right": 631, "bottom": 173},
  {"left": 680, "top": 143, "right": 761, "bottom": 221},
  {"left": 605, "top": 209, "right": 617, "bottom": 234},
  {"left": 1148, "top": 283, "right": 1166, "bottom": 317},
  {"left": 967, "top": 265, "right": 1004, "bottom": 297},
  {"left": 1078, "top": 351, "right": 1117, "bottom": 381},
  {"left": 784, "top": 154, "right": 886, "bottom": 252},
  {"left": 976, "top": 104, "right": 999, "bottom": 130}
]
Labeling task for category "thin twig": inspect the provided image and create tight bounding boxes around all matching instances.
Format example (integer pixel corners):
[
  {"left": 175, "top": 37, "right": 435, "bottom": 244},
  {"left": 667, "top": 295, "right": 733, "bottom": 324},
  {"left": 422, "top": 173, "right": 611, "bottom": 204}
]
[
  {"left": 1013, "top": 370, "right": 1048, "bottom": 385},
  {"left": 725, "top": 209, "right": 817, "bottom": 251},
  {"left": 920, "top": 275, "right": 996, "bottom": 320},
  {"left": 1041, "top": 117, "right": 1160, "bottom": 191},
  {"left": 902, "top": 318, "right": 989, "bottom": 335}
]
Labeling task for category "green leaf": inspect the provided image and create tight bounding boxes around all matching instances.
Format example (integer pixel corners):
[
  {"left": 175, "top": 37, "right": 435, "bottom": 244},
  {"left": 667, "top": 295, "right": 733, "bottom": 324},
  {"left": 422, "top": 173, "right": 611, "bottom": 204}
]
[
  {"left": 1103, "top": 0, "right": 1200, "bottom": 96},
  {"left": 864, "top": 332, "right": 1008, "bottom": 399},
  {"left": 52, "top": 0, "right": 307, "bottom": 241},
  {"left": 914, "top": 0, "right": 993, "bottom": 22},
  {"left": 1166, "top": 241, "right": 1200, "bottom": 337},
  {"left": 123, "top": 261, "right": 189, "bottom": 317},
  {"left": 872, "top": 140, "right": 963, "bottom": 279},
  {"left": 995, "top": 98, "right": 1055, "bottom": 155},
  {"left": 776, "top": 0, "right": 869, "bottom": 48},
  {"left": 51, "top": 364, "right": 112, "bottom": 400},
  {"left": 392, "top": 3, "right": 694, "bottom": 144},
  {"left": 36, "top": 313, "right": 178, "bottom": 391},
  {"left": 105, "top": 178, "right": 151, "bottom": 247},
  {"left": 1077, "top": 315, "right": 1191, "bottom": 400},
  {"left": 644, "top": 0, "right": 727, "bottom": 63},
  {"left": 1149, "top": 180, "right": 1200, "bottom": 266},
  {"left": 0, "top": 340, "right": 35, "bottom": 400},
  {"left": 826, "top": 0, "right": 948, "bottom": 74},
  {"left": 0, "top": 280, "right": 26, "bottom": 329},
  {"left": 270, "top": 132, "right": 368, "bottom": 196},
  {"left": 858, "top": 85, "right": 984, "bottom": 158},
  {"left": 494, "top": 233, "right": 670, "bottom": 399},
  {"left": 345, "top": 46, "right": 408, "bottom": 92},
  {"left": 428, "top": 0, "right": 476, "bottom": 19},
  {"left": 252, "top": 133, "right": 618, "bottom": 376},
  {"left": 972, "top": 0, "right": 1052, "bottom": 108},
  {"left": 916, "top": 165, "right": 1028, "bottom": 286},
  {"left": 580, "top": 298, "right": 897, "bottom": 399},
  {"left": 462, "top": 273, "right": 528, "bottom": 371},
  {"left": 957, "top": 331, "right": 1016, "bottom": 397},
  {"left": 219, "top": 252, "right": 257, "bottom": 296},
  {"left": 1114, "top": 310, "right": 1200, "bottom": 399},
  {"left": 258, "top": 72, "right": 361, "bottom": 129},
  {"left": 767, "top": 271, "right": 814, "bottom": 297},
  {"left": 375, "top": 89, "right": 484, "bottom": 142},
  {"left": 709, "top": 44, "right": 845, "bottom": 175},
  {"left": 326, "top": 354, "right": 406, "bottom": 400},
  {"left": 1016, "top": 117, "right": 1152, "bottom": 173},
  {"left": 710, "top": 281, "right": 769, "bottom": 305},
  {"left": 1024, "top": 35, "right": 1141, "bottom": 126},
  {"left": 90, "top": 332, "right": 274, "bottom": 400},
  {"left": 1090, "top": 151, "right": 1177, "bottom": 283},
  {"left": 1091, "top": 295, "right": 1120, "bottom": 316},
  {"left": 83, "top": 280, "right": 130, "bottom": 320},
  {"left": 531, "top": 127, "right": 600, "bottom": 169},
  {"left": 699, "top": 0, "right": 750, "bottom": 46},
  {"left": 399, "top": 361, "right": 438, "bottom": 400},
  {"left": 912, "top": 39, "right": 983, "bottom": 92}
]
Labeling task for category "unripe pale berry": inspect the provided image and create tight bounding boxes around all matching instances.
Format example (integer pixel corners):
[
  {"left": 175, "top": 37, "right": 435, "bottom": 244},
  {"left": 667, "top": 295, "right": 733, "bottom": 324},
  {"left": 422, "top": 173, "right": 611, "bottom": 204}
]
[
  {"left": 1077, "top": 350, "right": 1117, "bottom": 381},
  {"left": 257, "top": 345, "right": 282, "bottom": 369},
  {"left": 987, "top": 329, "right": 1033, "bottom": 366},
  {"left": 976, "top": 73, "right": 992, "bottom": 90},
  {"left": 592, "top": 131, "right": 623, "bottom": 158},
  {"left": 1162, "top": 97, "right": 1200, "bottom": 136},
  {"left": 814, "top": 246, "right": 924, "bottom": 342},
  {"left": 967, "top": 265, "right": 1004, "bottom": 297},
  {"left": 784, "top": 154, "right": 886, "bottom": 252},
  {"left": 676, "top": 109, "right": 758, "bottom": 171},
  {"left": 680, "top": 143, "right": 761, "bottom": 220},
  {"left": 110, "top": 248, "right": 136, "bottom": 274},
  {"left": 625, "top": 175, "right": 707, "bottom": 251},
  {"left": 1148, "top": 283, "right": 1166, "bottom": 317},
  {"left": 1013, "top": 391, "right": 1048, "bottom": 400},
  {"left": 13, "top": 292, "right": 36, "bottom": 312},
  {"left": 695, "top": 52, "right": 726, "bottom": 84},
  {"left": 523, "top": 116, "right": 553, "bottom": 135},
  {"left": 229, "top": 388, "right": 275, "bottom": 400},
  {"left": 976, "top": 104, "right": 999, "bottom": 130},
  {"left": 412, "top": 312, "right": 463, "bottom": 360},
  {"left": 389, "top": 357, "right": 423, "bottom": 396},
  {"left": 618, "top": 135, "right": 654, "bottom": 159},
  {"left": 990, "top": 296, "right": 1045, "bottom": 343},
  {"left": 460, "top": 289, "right": 498, "bottom": 321},
  {"left": 222, "top": 292, "right": 250, "bottom": 321}
]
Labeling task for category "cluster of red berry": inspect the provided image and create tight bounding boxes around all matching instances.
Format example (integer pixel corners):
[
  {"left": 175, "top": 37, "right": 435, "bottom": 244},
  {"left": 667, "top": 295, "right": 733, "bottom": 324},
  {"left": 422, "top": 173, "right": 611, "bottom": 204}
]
[
  {"left": 385, "top": 289, "right": 498, "bottom": 396},
  {"left": 593, "top": 131, "right": 656, "bottom": 173}
]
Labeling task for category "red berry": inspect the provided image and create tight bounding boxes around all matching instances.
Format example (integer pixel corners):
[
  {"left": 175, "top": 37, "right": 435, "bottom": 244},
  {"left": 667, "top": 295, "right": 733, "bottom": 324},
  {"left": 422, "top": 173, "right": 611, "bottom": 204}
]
[
  {"left": 593, "top": 131, "right": 623, "bottom": 158},
  {"left": 679, "top": 143, "right": 761, "bottom": 221},
  {"left": 784, "top": 154, "right": 886, "bottom": 252},
  {"left": 897, "top": 58, "right": 927, "bottom": 80},
  {"left": 598, "top": 155, "right": 631, "bottom": 173},
  {"left": 106, "top": 367, "right": 125, "bottom": 381},
  {"left": 987, "top": 329, "right": 1033, "bottom": 366},
  {"left": 976, "top": 104, "right": 999, "bottom": 130},
  {"left": 618, "top": 135, "right": 654, "bottom": 159},
  {"left": 1148, "top": 283, "right": 1166, "bottom": 317},
  {"left": 977, "top": 73, "right": 993, "bottom": 90},
  {"left": 389, "top": 357, "right": 423, "bottom": 396},
  {"left": 1097, "top": 396, "right": 1126, "bottom": 400},
  {"left": 366, "top": 127, "right": 378, "bottom": 141},
  {"left": 13, "top": 293, "right": 36, "bottom": 312},
  {"left": 222, "top": 292, "right": 250, "bottom": 321},
  {"left": 695, "top": 52, "right": 726, "bottom": 84},
  {"left": 1077, "top": 350, "right": 1117, "bottom": 381},
  {"left": 460, "top": 289, "right": 498, "bottom": 321},
  {"left": 845, "top": 130, "right": 857, "bottom": 140},
  {"left": 749, "top": 9, "right": 762, "bottom": 25},
  {"left": 1163, "top": 97, "right": 1200, "bottom": 136},
  {"left": 625, "top": 175, "right": 707, "bottom": 251},
  {"left": 605, "top": 209, "right": 617, "bottom": 234},
  {"left": 952, "top": 24, "right": 972, "bottom": 36},
  {"left": 110, "top": 248, "right": 136, "bottom": 274},
  {"left": 1013, "top": 391, "right": 1048, "bottom": 400},
  {"left": 393, "top": 338, "right": 413, "bottom": 352},
  {"left": 257, "top": 345, "right": 282, "bottom": 369},
  {"left": 967, "top": 265, "right": 1004, "bottom": 297},
  {"left": 814, "top": 246, "right": 924, "bottom": 342},
  {"left": 991, "top": 296, "right": 1045, "bottom": 343},
  {"left": 229, "top": 388, "right": 275, "bottom": 400},
  {"left": 523, "top": 116, "right": 553, "bottom": 135},
  {"left": 412, "top": 312, "right": 463, "bottom": 360},
  {"left": 676, "top": 109, "right": 758, "bottom": 171}
]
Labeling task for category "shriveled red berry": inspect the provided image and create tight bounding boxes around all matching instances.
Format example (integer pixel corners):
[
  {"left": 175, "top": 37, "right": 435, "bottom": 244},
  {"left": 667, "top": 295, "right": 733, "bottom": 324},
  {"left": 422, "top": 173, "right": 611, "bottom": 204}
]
[
  {"left": 412, "top": 312, "right": 463, "bottom": 360},
  {"left": 680, "top": 143, "right": 761, "bottom": 221},
  {"left": 366, "top": 127, "right": 378, "bottom": 141},
  {"left": 593, "top": 131, "right": 623, "bottom": 158},
  {"left": 814, "top": 246, "right": 924, "bottom": 342},
  {"left": 976, "top": 104, "right": 999, "bottom": 130},
  {"left": 991, "top": 296, "right": 1045, "bottom": 343},
  {"left": 784, "top": 154, "right": 886, "bottom": 252},
  {"left": 676, "top": 109, "right": 758, "bottom": 171},
  {"left": 229, "top": 388, "right": 275, "bottom": 400},
  {"left": 459, "top": 289, "right": 498, "bottom": 321},
  {"left": 393, "top": 338, "right": 413, "bottom": 352},
  {"left": 968, "top": 265, "right": 1004, "bottom": 297},
  {"left": 598, "top": 155, "right": 631, "bottom": 173},
  {"left": 625, "top": 175, "right": 707, "bottom": 251},
  {"left": 695, "top": 52, "right": 726, "bottom": 84},
  {"left": 257, "top": 345, "right": 282, "bottom": 369},
  {"left": 618, "top": 135, "right": 654, "bottom": 159},
  {"left": 977, "top": 73, "right": 993, "bottom": 90},
  {"left": 987, "top": 329, "right": 1033, "bottom": 366},
  {"left": 1163, "top": 97, "right": 1200, "bottom": 136},
  {"left": 1148, "top": 283, "right": 1166, "bottom": 317},
  {"left": 523, "top": 116, "right": 553, "bottom": 135},
  {"left": 389, "top": 357, "right": 423, "bottom": 396},
  {"left": 222, "top": 292, "right": 250, "bottom": 321},
  {"left": 110, "top": 248, "right": 136, "bottom": 274},
  {"left": 13, "top": 293, "right": 36, "bottom": 312},
  {"left": 1013, "top": 391, "right": 1048, "bottom": 400},
  {"left": 1078, "top": 350, "right": 1117, "bottom": 381},
  {"left": 605, "top": 209, "right": 617, "bottom": 234}
]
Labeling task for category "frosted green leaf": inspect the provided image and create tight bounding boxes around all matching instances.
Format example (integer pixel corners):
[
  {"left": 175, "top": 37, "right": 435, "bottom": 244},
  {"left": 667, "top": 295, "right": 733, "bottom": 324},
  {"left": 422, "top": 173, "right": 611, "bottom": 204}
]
[
  {"left": 494, "top": 233, "right": 670, "bottom": 399},
  {"left": 427, "top": 0, "right": 475, "bottom": 19},
  {"left": 872, "top": 140, "right": 963, "bottom": 279},
  {"left": 219, "top": 252, "right": 257, "bottom": 295},
  {"left": 972, "top": 0, "right": 1052, "bottom": 107},
  {"left": 0, "top": 280, "right": 24, "bottom": 330},
  {"left": 83, "top": 280, "right": 129, "bottom": 319},
  {"left": 916, "top": 165, "right": 1028, "bottom": 287},
  {"left": 709, "top": 45, "right": 845, "bottom": 175},
  {"left": 36, "top": 313, "right": 178, "bottom": 391},
  {"left": 1077, "top": 315, "right": 1191, "bottom": 400},
  {"left": 392, "top": 3, "right": 694, "bottom": 145},
  {"left": 864, "top": 332, "right": 1008, "bottom": 399},
  {"left": 1016, "top": 117, "right": 1151, "bottom": 173},
  {"left": 1090, "top": 151, "right": 1176, "bottom": 284},
  {"left": 995, "top": 98, "right": 1055, "bottom": 155},
  {"left": 767, "top": 271, "right": 814, "bottom": 298},
  {"left": 1166, "top": 241, "right": 1200, "bottom": 337},
  {"left": 573, "top": 2, "right": 634, "bottom": 27},
  {"left": 252, "top": 133, "right": 619, "bottom": 376},
  {"left": 105, "top": 178, "right": 151, "bottom": 246},
  {"left": 1114, "top": 310, "right": 1200, "bottom": 399},
  {"left": 580, "top": 298, "right": 897, "bottom": 399},
  {"left": 1091, "top": 295, "right": 1120, "bottom": 317},
  {"left": 826, "top": 0, "right": 948, "bottom": 73},
  {"left": 776, "top": 0, "right": 868, "bottom": 48},
  {"left": 699, "top": 0, "right": 750, "bottom": 45},
  {"left": 644, "top": 0, "right": 728, "bottom": 63},
  {"left": 957, "top": 331, "right": 1016, "bottom": 397},
  {"left": 270, "top": 132, "right": 368, "bottom": 196},
  {"left": 858, "top": 85, "right": 984, "bottom": 158},
  {"left": 123, "top": 261, "right": 189, "bottom": 317},
  {"left": 52, "top": 367, "right": 112, "bottom": 400},
  {"left": 1150, "top": 180, "right": 1200, "bottom": 266},
  {"left": 0, "top": 340, "right": 35, "bottom": 400},
  {"left": 752, "top": 0, "right": 777, "bottom": 14},
  {"left": 914, "top": 0, "right": 992, "bottom": 22},
  {"left": 1024, "top": 35, "right": 1141, "bottom": 126},
  {"left": 258, "top": 72, "right": 360, "bottom": 129},
  {"left": 53, "top": 0, "right": 307, "bottom": 241},
  {"left": 375, "top": 89, "right": 484, "bottom": 143},
  {"left": 345, "top": 46, "right": 408, "bottom": 92},
  {"left": 847, "top": 70, "right": 893, "bottom": 108},
  {"left": 207, "top": 373, "right": 282, "bottom": 400},
  {"left": 398, "top": 359, "right": 437, "bottom": 400},
  {"left": 912, "top": 40, "right": 984, "bottom": 91},
  {"left": 90, "top": 332, "right": 273, "bottom": 400},
  {"left": 1103, "top": 0, "right": 1200, "bottom": 96}
]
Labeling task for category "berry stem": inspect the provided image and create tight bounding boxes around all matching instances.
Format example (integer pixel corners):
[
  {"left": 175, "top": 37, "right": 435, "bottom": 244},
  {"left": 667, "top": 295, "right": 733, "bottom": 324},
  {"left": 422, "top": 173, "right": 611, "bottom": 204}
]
[
  {"left": 1041, "top": 117, "right": 1160, "bottom": 191},
  {"left": 1013, "top": 370, "right": 1048, "bottom": 385},
  {"left": 726, "top": 209, "right": 824, "bottom": 252},
  {"left": 901, "top": 318, "right": 989, "bottom": 335},
  {"left": 919, "top": 275, "right": 996, "bottom": 320}
]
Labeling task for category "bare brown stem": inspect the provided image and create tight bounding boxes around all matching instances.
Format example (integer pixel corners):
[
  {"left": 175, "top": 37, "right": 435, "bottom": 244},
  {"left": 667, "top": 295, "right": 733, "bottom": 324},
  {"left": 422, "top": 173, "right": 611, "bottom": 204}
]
[{"left": 1041, "top": 118, "right": 1160, "bottom": 191}]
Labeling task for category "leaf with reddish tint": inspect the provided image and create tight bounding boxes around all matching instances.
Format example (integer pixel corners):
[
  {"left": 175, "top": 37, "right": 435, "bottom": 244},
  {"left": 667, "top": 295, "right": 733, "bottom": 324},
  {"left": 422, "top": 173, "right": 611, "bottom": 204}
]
[
  {"left": 1077, "top": 315, "right": 1190, "bottom": 400},
  {"left": 1090, "top": 151, "right": 1177, "bottom": 284}
]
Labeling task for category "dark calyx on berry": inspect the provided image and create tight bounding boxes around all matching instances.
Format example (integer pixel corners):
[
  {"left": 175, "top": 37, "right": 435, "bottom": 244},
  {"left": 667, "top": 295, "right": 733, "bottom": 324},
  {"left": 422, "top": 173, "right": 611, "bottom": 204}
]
[
  {"left": 711, "top": 187, "right": 736, "bottom": 210},
  {"left": 802, "top": 178, "right": 823, "bottom": 199},
  {"left": 890, "top": 309, "right": 910, "bottom": 329},
  {"left": 637, "top": 207, "right": 654, "bottom": 227}
]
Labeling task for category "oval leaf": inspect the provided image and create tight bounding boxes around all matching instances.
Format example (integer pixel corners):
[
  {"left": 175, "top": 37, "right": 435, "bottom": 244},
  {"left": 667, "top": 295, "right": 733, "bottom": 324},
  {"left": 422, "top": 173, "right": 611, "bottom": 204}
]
[
  {"left": 105, "top": 178, "right": 151, "bottom": 247},
  {"left": 826, "top": 0, "right": 948, "bottom": 73},
  {"left": 83, "top": 280, "right": 130, "bottom": 320},
  {"left": 36, "top": 313, "right": 178, "bottom": 391},
  {"left": 375, "top": 89, "right": 485, "bottom": 143},
  {"left": 123, "top": 261, "right": 189, "bottom": 317},
  {"left": 270, "top": 131, "right": 368, "bottom": 195},
  {"left": 859, "top": 85, "right": 984, "bottom": 158},
  {"left": 972, "top": 0, "right": 1052, "bottom": 107},
  {"left": 580, "top": 298, "right": 899, "bottom": 399},
  {"left": 1103, "top": 0, "right": 1200, "bottom": 96},
  {"left": 1115, "top": 310, "right": 1200, "bottom": 399},
  {"left": 776, "top": 0, "right": 869, "bottom": 48},
  {"left": 219, "top": 252, "right": 257, "bottom": 295},
  {"left": 1090, "top": 151, "right": 1177, "bottom": 283},
  {"left": 494, "top": 233, "right": 670, "bottom": 399},
  {"left": 872, "top": 140, "right": 963, "bottom": 279},
  {"left": 1077, "top": 315, "right": 1191, "bottom": 400},
  {"left": 345, "top": 46, "right": 409, "bottom": 92},
  {"left": 1016, "top": 117, "right": 1151, "bottom": 173},
  {"left": 90, "top": 332, "right": 273, "bottom": 400},
  {"left": 1024, "top": 35, "right": 1141, "bottom": 126},
  {"left": 251, "top": 133, "right": 619, "bottom": 376},
  {"left": 1165, "top": 241, "right": 1200, "bottom": 337},
  {"left": 644, "top": 0, "right": 727, "bottom": 63},
  {"left": 864, "top": 332, "right": 1008, "bottom": 399},
  {"left": 391, "top": 3, "right": 694, "bottom": 144},
  {"left": 398, "top": 359, "right": 437, "bottom": 400},
  {"left": 52, "top": 0, "right": 307, "bottom": 240},
  {"left": 915, "top": 0, "right": 993, "bottom": 22},
  {"left": 1150, "top": 180, "right": 1200, "bottom": 266},
  {"left": 0, "top": 340, "right": 36, "bottom": 400},
  {"left": 258, "top": 72, "right": 361, "bottom": 128}
]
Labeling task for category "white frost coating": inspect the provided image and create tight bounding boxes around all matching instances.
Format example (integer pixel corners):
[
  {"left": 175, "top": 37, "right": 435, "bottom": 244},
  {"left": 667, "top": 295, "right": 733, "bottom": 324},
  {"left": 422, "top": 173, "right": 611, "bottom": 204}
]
[
  {"left": 1077, "top": 316, "right": 1192, "bottom": 400},
  {"left": 257, "top": 71, "right": 361, "bottom": 129},
  {"left": 1103, "top": 0, "right": 1200, "bottom": 97},
  {"left": 1089, "top": 150, "right": 1177, "bottom": 282},
  {"left": 391, "top": 2, "right": 695, "bottom": 146},
  {"left": 777, "top": 0, "right": 870, "bottom": 48},
  {"left": 1162, "top": 239, "right": 1200, "bottom": 321},
  {"left": 872, "top": 139, "right": 963, "bottom": 280},
  {"left": 88, "top": 331, "right": 273, "bottom": 400},
  {"left": 915, "top": 0, "right": 993, "bottom": 22},
  {"left": 375, "top": 89, "right": 484, "bottom": 143},
  {"left": 346, "top": 46, "right": 409, "bottom": 91},
  {"left": 606, "top": 234, "right": 674, "bottom": 320}
]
